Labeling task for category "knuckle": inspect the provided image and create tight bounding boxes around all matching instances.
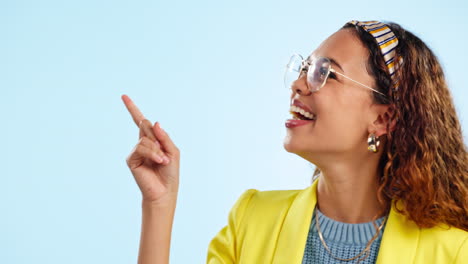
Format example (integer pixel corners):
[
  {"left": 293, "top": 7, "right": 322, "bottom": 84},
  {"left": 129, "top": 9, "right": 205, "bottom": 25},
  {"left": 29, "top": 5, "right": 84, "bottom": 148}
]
[
  {"left": 135, "top": 144, "right": 145, "bottom": 153},
  {"left": 139, "top": 136, "right": 149, "bottom": 144},
  {"left": 171, "top": 151, "right": 180, "bottom": 159},
  {"left": 141, "top": 119, "right": 151, "bottom": 127},
  {"left": 140, "top": 137, "right": 155, "bottom": 147},
  {"left": 139, "top": 120, "right": 149, "bottom": 130},
  {"left": 125, "top": 154, "right": 133, "bottom": 165}
]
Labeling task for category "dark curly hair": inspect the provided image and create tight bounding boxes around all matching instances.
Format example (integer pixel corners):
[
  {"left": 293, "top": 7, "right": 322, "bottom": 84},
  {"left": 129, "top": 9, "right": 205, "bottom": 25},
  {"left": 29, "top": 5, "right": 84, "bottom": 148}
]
[{"left": 313, "top": 21, "right": 468, "bottom": 231}]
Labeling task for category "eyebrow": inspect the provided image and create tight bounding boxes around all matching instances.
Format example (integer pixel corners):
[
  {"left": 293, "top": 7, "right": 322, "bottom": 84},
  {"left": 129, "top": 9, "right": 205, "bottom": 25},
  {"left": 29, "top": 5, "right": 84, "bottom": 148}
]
[
  {"left": 306, "top": 55, "right": 344, "bottom": 72},
  {"left": 329, "top": 58, "right": 344, "bottom": 72}
]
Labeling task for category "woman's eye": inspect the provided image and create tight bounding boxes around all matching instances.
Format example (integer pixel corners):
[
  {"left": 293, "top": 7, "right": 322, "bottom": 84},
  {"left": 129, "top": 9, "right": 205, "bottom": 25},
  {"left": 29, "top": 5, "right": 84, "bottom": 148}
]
[
  {"left": 318, "top": 66, "right": 328, "bottom": 76},
  {"left": 328, "top": 72, "right": 337, "bottom": 79}
]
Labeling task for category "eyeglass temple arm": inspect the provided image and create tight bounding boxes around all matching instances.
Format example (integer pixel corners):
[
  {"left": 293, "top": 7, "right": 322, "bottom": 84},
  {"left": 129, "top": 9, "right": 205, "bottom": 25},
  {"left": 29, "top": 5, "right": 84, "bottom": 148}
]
[{"left": 330, "top": 69, "right": 387, "bottom": 97}]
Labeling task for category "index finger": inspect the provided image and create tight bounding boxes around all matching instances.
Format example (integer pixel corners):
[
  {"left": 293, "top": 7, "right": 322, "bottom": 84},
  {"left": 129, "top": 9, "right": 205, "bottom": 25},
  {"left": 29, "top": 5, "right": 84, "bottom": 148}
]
[{"left": 121, "top": 94, "right": 146, "bottom": 126}]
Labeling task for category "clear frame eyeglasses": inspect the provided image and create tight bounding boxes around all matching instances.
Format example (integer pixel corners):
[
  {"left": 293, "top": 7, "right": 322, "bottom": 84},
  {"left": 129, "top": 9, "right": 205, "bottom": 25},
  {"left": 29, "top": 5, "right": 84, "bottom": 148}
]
[{"left": 284, "top": 54, "right": 387, "bottom": 98}]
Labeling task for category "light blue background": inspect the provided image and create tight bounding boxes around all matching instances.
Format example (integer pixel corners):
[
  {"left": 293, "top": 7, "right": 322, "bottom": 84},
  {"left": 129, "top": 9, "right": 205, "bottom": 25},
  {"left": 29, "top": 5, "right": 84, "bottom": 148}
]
[{"left": 2, "top": 0, "right": 467, "bottom": 263}]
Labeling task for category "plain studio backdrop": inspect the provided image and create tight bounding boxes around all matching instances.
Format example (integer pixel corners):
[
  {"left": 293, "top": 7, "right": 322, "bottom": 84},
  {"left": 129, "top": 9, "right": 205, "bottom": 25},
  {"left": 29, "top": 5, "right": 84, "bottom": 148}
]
[{"left": 1, "top": 0, "right": 467, "bottom": 263}]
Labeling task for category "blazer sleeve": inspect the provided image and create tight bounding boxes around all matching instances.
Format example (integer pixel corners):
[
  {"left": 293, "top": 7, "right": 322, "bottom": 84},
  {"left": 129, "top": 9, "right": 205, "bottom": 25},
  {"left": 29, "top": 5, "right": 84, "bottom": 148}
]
[{"left": 206, "top": 189, "right": 258, "bottom": 264}]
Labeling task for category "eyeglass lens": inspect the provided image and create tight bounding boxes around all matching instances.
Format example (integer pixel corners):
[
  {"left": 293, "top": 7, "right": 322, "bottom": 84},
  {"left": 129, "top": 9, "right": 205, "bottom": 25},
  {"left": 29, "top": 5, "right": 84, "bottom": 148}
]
[{"left": 284, "top": 55, "right": 331, "bottom": 92}]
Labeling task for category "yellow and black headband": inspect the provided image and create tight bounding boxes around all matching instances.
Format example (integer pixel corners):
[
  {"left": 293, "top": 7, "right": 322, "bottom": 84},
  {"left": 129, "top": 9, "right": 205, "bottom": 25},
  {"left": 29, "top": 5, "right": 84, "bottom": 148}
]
[{"left": 349, "top": 20, "right": 402, "bottom": 91}]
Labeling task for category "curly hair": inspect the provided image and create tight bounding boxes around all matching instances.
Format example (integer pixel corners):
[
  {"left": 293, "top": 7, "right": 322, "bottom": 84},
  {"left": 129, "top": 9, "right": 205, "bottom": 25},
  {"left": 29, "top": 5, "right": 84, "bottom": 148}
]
[{"left": 314, "top": 22, "right": 468, "bottom": 231}]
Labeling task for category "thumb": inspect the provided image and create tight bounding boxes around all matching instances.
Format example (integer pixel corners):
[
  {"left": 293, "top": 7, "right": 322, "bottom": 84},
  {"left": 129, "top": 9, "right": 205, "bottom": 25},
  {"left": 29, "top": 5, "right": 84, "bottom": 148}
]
[{"left": 153, "top": 122, "right": 179, "bottom": 156}]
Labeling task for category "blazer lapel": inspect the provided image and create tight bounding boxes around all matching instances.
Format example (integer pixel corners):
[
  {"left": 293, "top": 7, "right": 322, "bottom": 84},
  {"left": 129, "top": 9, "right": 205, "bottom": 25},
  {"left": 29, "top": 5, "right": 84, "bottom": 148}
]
[
  {"left": 376, "top": 201, "right": 420, "bottom": 264},
  {"left": 270, "top": 180, "right": 420, "bottom": 264},
  {"left": 272, "top": 180, "right": 318, "bottom": 264}
]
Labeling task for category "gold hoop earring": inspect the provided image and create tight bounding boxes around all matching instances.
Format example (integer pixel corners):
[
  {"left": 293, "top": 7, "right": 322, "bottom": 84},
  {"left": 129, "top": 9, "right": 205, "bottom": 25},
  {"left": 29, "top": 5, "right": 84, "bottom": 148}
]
[{"left": 367, "top": 133, "right": 380, "bottom": 153}]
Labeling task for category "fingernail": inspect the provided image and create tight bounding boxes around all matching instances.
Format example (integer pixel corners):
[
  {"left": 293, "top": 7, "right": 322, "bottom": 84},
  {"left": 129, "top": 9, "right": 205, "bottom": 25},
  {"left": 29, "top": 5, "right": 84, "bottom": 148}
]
[
  {"left": 153, "top": 154, "right": 163, "bottom": 163},
  {"left": 163, "top": 156, "right": 170, "bottom": 164}
]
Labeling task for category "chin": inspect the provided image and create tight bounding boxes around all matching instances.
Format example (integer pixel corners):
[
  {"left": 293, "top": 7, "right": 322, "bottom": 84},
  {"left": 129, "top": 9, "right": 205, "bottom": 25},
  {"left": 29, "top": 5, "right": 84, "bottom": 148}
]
[
  {"left": 283, "top": 134, "right": 293, "bottom": 152},
  {"left": 283, "top": 143, "right": 317, "bottom": 165},
  {"left": 283, "top": 135, "right": 305, "bottom": 154},
  {"left": 283, "top": 136, "right": 324, "bottom": 165}
]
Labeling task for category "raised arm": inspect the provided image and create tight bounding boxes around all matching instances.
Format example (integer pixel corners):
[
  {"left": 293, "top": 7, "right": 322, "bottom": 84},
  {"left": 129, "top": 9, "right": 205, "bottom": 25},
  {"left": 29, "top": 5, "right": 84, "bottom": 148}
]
[{"left": 122, "top": 94, "right": 180, "bottom": 264}]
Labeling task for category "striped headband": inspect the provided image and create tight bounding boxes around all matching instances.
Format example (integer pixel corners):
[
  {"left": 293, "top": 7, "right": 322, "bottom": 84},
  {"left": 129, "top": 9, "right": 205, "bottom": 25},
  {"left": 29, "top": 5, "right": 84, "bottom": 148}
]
[{"left": 348, "top": 20, "right": 402, "bottom": 92}]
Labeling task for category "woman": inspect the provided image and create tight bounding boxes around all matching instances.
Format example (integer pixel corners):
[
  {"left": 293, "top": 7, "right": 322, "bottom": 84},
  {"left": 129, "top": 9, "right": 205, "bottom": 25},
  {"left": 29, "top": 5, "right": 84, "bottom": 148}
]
[{"left": 122, "top": 20, "right": 467, "bottom": 263}]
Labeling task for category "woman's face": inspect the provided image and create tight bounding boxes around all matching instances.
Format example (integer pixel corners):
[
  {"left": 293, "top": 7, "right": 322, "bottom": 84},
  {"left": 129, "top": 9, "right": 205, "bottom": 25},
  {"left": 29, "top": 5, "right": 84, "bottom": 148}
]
[{"left": 283, "top": 29, "right": 381, "bottom": 164}]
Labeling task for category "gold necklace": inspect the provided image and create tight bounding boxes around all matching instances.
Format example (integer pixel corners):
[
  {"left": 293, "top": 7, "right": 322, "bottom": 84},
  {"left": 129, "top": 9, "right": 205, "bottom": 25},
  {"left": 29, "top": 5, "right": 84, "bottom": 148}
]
[{"left": 314, "top": 206, "right": 387, "bottom": 262}]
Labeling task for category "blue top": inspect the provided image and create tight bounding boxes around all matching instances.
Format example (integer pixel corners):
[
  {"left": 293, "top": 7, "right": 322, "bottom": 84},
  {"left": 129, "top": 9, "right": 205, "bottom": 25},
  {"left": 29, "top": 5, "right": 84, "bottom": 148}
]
[{"left": 302, "top": 208, "right": 387, "bottom": 264}]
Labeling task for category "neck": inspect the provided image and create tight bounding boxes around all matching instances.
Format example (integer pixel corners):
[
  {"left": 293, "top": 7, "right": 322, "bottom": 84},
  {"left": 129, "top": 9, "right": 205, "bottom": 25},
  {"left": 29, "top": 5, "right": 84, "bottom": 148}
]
[{"left": 316, "top": 159, "right": 387, "bottom": 224}]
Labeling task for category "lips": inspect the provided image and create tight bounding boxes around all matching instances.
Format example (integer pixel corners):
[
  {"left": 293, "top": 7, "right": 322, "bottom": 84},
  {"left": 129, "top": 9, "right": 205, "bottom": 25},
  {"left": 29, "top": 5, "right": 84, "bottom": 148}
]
[
  {"left": 286, "top": 99, "right": 316, "bottom": 128},
  {"left": 292, "top": 99, "right": 315, "bottom": 116},
  {"left": 290, "top": 99, "right": 316, "bottom": 121},
  {"left": 285, "top": 119, "right": 314, "bottom": 128}
]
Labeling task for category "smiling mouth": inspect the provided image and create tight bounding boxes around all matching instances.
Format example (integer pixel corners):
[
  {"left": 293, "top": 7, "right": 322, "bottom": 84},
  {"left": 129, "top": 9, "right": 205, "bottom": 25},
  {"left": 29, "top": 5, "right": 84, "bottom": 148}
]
[{"left": 289, "top": 105, "right": 316, "bottom": 121}]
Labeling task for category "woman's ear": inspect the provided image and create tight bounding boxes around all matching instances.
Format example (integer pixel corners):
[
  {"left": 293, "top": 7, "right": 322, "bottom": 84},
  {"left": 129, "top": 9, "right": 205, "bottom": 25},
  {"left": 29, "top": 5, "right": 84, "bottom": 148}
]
[{"left": 369, "top": 105, "right": 397, "bottom": 137}]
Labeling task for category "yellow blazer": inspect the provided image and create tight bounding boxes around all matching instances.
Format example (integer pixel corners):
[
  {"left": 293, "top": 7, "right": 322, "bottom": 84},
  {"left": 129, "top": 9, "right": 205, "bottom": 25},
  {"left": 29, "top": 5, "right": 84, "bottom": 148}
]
[{"left": 207, "top": 180, "right": 467, "bottom": 263}]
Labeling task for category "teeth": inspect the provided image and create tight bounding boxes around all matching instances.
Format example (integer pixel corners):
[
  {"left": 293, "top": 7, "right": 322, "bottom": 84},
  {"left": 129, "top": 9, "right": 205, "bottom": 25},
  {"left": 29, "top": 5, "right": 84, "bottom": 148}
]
[{"left": 289, "top": 105, "right": 316, "bottom": 120}]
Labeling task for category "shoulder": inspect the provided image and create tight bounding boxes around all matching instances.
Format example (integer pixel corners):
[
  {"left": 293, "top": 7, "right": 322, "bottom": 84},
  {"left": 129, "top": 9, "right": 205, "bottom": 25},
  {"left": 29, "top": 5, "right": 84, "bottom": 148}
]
[
  {"left": 207, "top": 188, "right": 311, "bottom": 263},
  {"left": 418, "top": 225, "right": 468, "bottom": 263},
  {"left": 235, "top": 188, "right": 303, "bottom": 212},
  {"left": 228, "top": 188, "right": 304, "bottom": 227},
  {"left": 384, "top": 205, "right": 468, "bottom": 263},
  {"left": 419, "top": 224, "right": 467, "bottom": 242},
  {"left": 242, "top": 188, "right": 303, "bottom": 204}
]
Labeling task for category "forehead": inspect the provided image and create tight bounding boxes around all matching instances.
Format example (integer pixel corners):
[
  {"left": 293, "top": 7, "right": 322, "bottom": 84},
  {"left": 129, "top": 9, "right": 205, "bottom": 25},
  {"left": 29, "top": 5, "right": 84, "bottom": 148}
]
[{"left": 309, "top": 29, "right": 369, "bottom": 71}]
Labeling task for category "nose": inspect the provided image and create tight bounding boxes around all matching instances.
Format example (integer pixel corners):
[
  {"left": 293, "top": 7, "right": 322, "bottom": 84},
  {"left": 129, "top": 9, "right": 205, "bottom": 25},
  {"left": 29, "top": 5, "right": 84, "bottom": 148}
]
[{"left": 291, "top": 75, "right": 312, "bottom": 96}]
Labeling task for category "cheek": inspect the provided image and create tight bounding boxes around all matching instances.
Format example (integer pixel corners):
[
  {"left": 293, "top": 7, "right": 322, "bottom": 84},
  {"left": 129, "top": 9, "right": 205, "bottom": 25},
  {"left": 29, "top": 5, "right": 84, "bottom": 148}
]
[{"left": 318, "top": 98, "right": 369, "bottom": 143}]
